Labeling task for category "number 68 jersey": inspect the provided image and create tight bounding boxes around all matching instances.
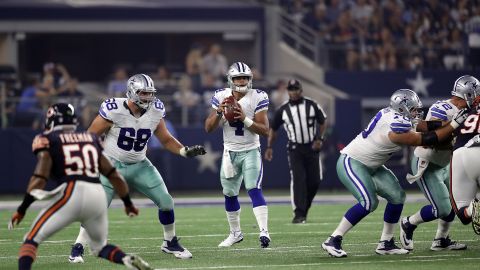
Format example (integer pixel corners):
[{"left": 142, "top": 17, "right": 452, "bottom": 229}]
[
  {"left": 99, "top": 98, "right": 165, "bottom": 163},
  {"left": 341, "top": 107, "right": 413, "bottom": 168}
]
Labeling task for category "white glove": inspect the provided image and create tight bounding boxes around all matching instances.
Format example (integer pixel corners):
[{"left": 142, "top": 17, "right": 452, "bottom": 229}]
[
  {"left": 465, "top": 134, "right": 480, "bottom": 148},
  {"left": 450, "top": 108, "right": 469, "bottom": 129}
]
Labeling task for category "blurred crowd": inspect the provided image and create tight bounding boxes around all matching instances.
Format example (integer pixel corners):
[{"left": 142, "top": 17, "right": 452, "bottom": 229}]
[
  {"left": 281, "top": 0, "right": 480, "bottom": 70},
  {"left": 0, "top": 43, "right": 288, "bottom": 129}
]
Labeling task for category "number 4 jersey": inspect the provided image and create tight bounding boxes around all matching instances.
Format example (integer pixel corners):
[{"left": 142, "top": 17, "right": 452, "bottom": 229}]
[
  {"left": 341, "top": 107, "right": 413, "bottom": 168},
  {"left": 211, "top": 88, "right": 269, "bottom": 151},
  {"left": 99, "top": 98, "right": 165, "bottom": 163}
]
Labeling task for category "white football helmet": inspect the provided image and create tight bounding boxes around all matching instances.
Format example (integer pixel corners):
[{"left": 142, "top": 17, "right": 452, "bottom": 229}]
[
  {"left": 389, "top": 89, "right": 423, "bottom": 120},
  {"left": 126, "top": 74, "right": 156, "bottom": 109},
  {"left": 452, "top": 75, "right": 480, "bottom": 108},
  {"left": 227, "top": 62, "right": 253, "bottom": 93}
]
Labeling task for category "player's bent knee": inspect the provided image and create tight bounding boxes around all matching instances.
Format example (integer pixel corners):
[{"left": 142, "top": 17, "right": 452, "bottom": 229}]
[
  {"left": 223, "top": 189, "right": 238, "bottom": 197},
  {"left": 155, "top": 195, "right": 174, "bottom": 210},
  {"left": 368, "top": 199, "right": 379, "bottom": 212},
  {"left": 455, "top": 206, "right": 472, "bottom": 225}
]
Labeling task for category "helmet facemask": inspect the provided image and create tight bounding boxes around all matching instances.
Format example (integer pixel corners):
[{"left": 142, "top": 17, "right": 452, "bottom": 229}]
[
  {"left": 126, "top": 74, "right": 157, "bottom": 109},
  {"left": 452, "top": 75, "right": 480, "bottom": 108},
  {"left": 227, "top": 62, "right": 253, "bottom": 93}
]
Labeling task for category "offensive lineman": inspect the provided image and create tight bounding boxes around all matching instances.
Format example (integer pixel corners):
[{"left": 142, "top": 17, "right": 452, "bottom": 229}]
[
  {"left": 33, "top": 74, "right": 206, "bottom": 262},
  {"left": 9, "top": 103, "right": 152, "bottom": 270},
  {"left": 205, "top": 62, "right": 271, "bottom": 248},
  {"left": 322, "top": 89, "right": 469, "bottom": 257},
  {"left": 399, "top": 75, "right": 479, "bottom": 251}
]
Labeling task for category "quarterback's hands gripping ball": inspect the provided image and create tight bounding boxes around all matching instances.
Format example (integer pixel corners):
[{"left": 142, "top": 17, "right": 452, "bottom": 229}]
[{"left": 223, "top": 96, "right": 239, "bottom": 122}]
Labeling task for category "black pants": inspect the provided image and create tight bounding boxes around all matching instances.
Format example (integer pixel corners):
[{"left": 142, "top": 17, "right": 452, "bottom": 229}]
[{"left": 287, "top": 143, "right": 321, "bottom": 218}]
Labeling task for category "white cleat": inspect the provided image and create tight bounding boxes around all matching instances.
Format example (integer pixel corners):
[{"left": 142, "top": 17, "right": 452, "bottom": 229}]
[
  {"left": 375, "top": 238, "right": 409, "bottom": 255},
  {"left": 430, "top": 236, "right": 467, "bottom": 251},
  {"left": 122, "top": 254, "right": 153, "bottom": 270},
  {"left": 161, "top": 236, "right": 192, "bottom": 259},
  {"left": 399, "top": 216, "right": 417, "bottom": 251},
  {"left": 322, "top": 235, "right": 347, "bottom": 258},
  {"left": 218, "top": 231, "right": 244, "bottom": 247},
  {"left": 68, "top": 243, "right": 85, "bottom": 263}
]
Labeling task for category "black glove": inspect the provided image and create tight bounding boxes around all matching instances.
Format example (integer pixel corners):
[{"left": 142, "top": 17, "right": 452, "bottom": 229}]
[{"left": 185, "top": 145, "right": 206, "bottom": 157}]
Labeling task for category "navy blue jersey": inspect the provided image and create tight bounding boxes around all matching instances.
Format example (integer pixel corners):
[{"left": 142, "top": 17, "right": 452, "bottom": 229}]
[
  {"left": 453, "top": 109, "right": 480, "bottom": 151},
  {"left": 33, "top": 131, "right": 103, "bottom": 184}
]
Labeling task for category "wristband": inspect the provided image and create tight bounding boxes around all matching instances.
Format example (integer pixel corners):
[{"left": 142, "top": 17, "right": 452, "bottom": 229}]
[
  {"left": 120, "top": 194, "right": 133, "bottom": 207},
  {"left": 17, "top": 193, "right": 36, "bottom": 215},
  {"left": 243, "top": 117, "right": 254, "bottom": 128},
  {"left": 426, "top": 121, "right": 442, "bottom": 131},
  {"left": 179, "top": 147, "right": 187, "bottom": 157},
  {"left": 450, "top": 121, "right": 460, "bottom": 129}
]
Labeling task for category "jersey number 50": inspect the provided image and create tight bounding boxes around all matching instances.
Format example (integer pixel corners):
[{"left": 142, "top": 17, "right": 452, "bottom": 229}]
[{"left": 117, "top": 128, "right": 152, "bottom": 152}]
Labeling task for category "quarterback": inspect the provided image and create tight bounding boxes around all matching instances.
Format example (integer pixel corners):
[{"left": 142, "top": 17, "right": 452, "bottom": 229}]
[{"left": 205, "top": 62, "right": 271, "bottom": 248}]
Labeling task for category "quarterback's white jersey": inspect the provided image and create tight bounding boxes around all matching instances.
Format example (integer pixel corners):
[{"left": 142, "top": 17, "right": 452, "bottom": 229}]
[
  {"left": 211, "top": 88, "right": 269, "bottom": 152},
  {"left": 414, "top": 99, "right": 459, "bottom": 167},
  {"left": 99, "top": 98, "right": 165, "bottom": 163},
  {"left": 341, "top": 107, "right": 413, "bottom": 168}
]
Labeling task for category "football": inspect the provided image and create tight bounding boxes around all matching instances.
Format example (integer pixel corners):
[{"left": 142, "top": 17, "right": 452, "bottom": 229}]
[{"left": 223, "top": 95, "right": 238, "bottom": 122}]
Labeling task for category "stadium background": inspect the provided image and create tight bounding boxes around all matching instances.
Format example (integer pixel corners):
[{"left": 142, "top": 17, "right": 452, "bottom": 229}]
[{"left": 0, "top": 0, "right": 479, "bottom": 194}]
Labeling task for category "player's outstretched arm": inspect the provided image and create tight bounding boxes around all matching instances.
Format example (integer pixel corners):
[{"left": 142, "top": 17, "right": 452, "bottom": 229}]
[
  {"left": 155, "top": 119, "right": 206, "bottom": 157},
  {"left": 9, "top": 151, "right": 51, "bottom": 229},
  {"left": 87, "top": 115, "right": 113, "bottom": 136},
  {"left": 99, "top": 154, "right": 138, "bottom": 217}
]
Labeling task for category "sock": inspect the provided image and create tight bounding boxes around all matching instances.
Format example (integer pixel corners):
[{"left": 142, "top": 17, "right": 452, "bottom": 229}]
[
  {"left": 225, "top": 195, "right": 240, "bottom": 211},
  {"left": 408, "top": 209, "right": 425, "bottom": 226},
  {"left": 436, "top": 210, "right": 455, "bottom": 239},
  {"left": 98, "top": 244, "right": 126, "bottom": 264},
  {"left": 344, "top": 203, "right": 369, "bottom": 226},
  {"left": 253, "top": 205, "right": 268, "bottom": 232},
  {"left": 248, "top": 188, "right": 266, "bottom": 207},
  {"left": 332, "top": 217, "right": 354, "bottom": 237},
  {"left": 226, "top": 209, "right": 241, "bottom": 233},
  {"left": 18, "top": 241, "right": 38, "bottom": 270},
  {"left": 74, "top": 225, "right": 90, "bottom": 246},
  {"left": 159, "top": 209, "right": 175, "bottom": 241},
  {"left": 380, "top": 222, "right": 396, "bottom": 241}
]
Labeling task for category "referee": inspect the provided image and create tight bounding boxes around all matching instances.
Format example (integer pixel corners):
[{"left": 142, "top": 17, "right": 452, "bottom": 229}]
[{"left": 264, "top": 79, "right": 327, "bottom": 224}]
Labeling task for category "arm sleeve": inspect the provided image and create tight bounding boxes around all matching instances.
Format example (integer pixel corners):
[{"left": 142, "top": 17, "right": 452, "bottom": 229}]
[
  {"left": 98, "top": 99, "right": 117, "bottom": 122},
  {"left": 210, "top": 89, "right": 224, "bottom": 110},
  {"left": 254, "top": 91, "right": 270, "bottom": 113}
]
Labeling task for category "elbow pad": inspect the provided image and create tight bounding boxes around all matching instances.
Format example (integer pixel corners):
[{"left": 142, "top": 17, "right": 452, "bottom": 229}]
[
  {"left": 426, "top": 121, "right": 442, "bottom": 131},
  {"left": 421, "top": 131, "right": 439, "bottom": 146}
]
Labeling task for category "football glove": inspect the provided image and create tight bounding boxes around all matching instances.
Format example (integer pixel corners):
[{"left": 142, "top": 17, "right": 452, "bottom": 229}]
[
  {"left": 8, "top": 211, "right": 24, "bottom": 230},
  {"left": 184, "top": 145, "right": 207, "bottom": 157},
  {"left": 450, "top": 108, "right": 469, "bottom": 129}
]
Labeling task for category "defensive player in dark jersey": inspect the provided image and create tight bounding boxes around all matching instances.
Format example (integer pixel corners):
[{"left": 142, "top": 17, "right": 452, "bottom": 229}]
[
  {"left": 8, "top": 103, "right": 152, "bottom": 270},
  {"left": 451, "top": 89, "right": 480, "bottom": 235}
]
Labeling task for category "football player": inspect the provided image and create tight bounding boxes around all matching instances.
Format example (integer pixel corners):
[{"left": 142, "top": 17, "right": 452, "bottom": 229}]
[
  {"left": 33, "top": 74, "right": 206, "bottom": 262},
  {"left": 450, "top": 78, "right": 480, "bottom": 235},
  {"left": 400, "top": 75, "right": 479, "bottom": 251},
  {"left": 9, "top": 103, "right": 152, "bottom": 270},
  {"left": 205, "top": 62, "right": 271, "bottom": 248},
  {"left": 322, "top": 89, "right": 469, "bottom": 257}
]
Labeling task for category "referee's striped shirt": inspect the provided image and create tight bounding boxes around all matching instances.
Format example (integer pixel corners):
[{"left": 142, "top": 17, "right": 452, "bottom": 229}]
[{"left": 271, "top": 97, "right": 326, "bottom": 144}]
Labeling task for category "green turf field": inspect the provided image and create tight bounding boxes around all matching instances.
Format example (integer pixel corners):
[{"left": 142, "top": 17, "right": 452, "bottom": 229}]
[{"left": 1, "top": 202, "right": 479, "bottom": 270}]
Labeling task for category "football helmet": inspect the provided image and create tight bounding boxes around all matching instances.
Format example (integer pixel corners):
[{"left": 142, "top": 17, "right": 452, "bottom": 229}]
[
  {"left": 452, "top": 75, "right": 480, "bottom": 108},
  {"left": 227, "top": 62, "right": 253, "bottom": 93},
  {"left": 44, "top": 103, "right": 78, "bottom": 132},
  {"left": 389, "top": 89, "right": 423, "bottom": 120},
  {"left": 126, "top": 74, "right": 156, "bottom": 109}
]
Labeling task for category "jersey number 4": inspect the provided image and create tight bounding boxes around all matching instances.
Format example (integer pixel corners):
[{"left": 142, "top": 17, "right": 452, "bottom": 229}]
[{"left": 63, "top": 144, "right": 100, "bottom": 177}]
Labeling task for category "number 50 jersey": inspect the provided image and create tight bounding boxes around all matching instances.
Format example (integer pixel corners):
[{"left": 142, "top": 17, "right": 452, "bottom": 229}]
[
  {"left": 341, "top": 107, "right": 413, "bottom": 168},
  {"left": 99, "top": 98, "right": 165, "bottom": 163}
]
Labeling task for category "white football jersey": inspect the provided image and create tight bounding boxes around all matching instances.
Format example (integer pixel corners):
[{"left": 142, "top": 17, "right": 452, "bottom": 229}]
[
  {"left": 341, "top": 107, "right": 413, "bottom": 168},
  {"left": 414, "top": 99, "right": 459, "bottom": 167},
  {"left": 99, "top": 98, "right": 165, "bottom": 163},
  {"left": 211, "top": 88, "right": 269, "bottom": 152}
]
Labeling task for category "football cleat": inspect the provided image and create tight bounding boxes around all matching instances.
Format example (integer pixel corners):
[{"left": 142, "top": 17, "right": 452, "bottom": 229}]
[
  {"left": 399, "top": 216, "right": 417, "bottom": 251},
  {"left": 375, "top": 238, "right": 409, "bottom": 255},
  {"left": 122, "top": 254, "right": 153, "bottom": 270},
  {"left": 292, "top": 216, "right": 306, "bottom": 224},
  {"left": 68, "top": 243, "right": 85, "bottom": 263},
  {"left": 161, "top": 236, "right": 192, "bottom": 259},
  {"left": 430, "top": 236, "right": 467, "bottom": 251},
  {"left": 218, "top": 231, "right": 244, "bottom": 247},
  {"left": 259, "top": 230, "right": 271, "bottom": 248},
  {"left": 322, "top": 235, "right": 347, "bottom": 258},
  {"left": 471, "top": 198, "right": 480, "bottom": 235}
]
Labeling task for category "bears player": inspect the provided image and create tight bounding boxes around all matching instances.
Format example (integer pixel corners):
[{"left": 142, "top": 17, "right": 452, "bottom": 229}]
[
  {"left": 33, "top": 74, "right": 206, "bottom": 262},
  {"left": 205, "top": 62, "right": 271, "bottom": 248},
  {"left": 400, "top": 75, "right": 479, "bottom": 251},
  {"left": 322, "top": 89, "right": 469, "bottom": 257},
  {"left": 450, "top": 79, "right": 480, "bottom": 235},
  {"left": 9, "top": 103, "right": 152, "bottom": 270}
]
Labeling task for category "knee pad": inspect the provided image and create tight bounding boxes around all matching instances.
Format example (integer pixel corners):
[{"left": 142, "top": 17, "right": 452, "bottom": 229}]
[{"left": 455, "top": 206, "right": 472, "bottom": 225}]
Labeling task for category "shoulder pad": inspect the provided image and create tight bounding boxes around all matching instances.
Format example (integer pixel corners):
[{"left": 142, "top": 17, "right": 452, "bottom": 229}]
[
  {"left": 99, "top": 98, "right": 122, "bottom": 121},
  {"left": 151, "top": 98, "right": 166, "bottom": 118},
  {"left": 390, "top": 115, "right": 412, "bottom": 134}
]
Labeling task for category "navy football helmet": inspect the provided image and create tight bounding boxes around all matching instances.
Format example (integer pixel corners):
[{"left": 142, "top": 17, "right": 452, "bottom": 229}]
[{"left": 44, "top": 103, "right": 78, "bottom": 132}]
